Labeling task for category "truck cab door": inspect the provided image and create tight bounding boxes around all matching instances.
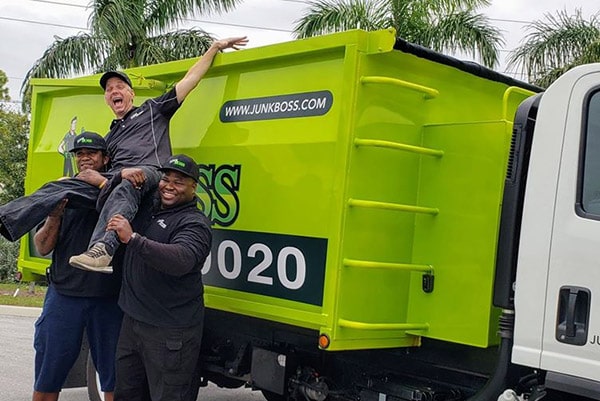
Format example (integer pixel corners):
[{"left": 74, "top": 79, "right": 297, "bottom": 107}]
[{"left": 542, "top": 68, "right": 600, "bottom": 384}]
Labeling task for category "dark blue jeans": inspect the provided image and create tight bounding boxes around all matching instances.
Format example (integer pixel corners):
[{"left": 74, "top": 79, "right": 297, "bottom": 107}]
[
  {"left": 91, "top": 166, "right": 161, "bottom": 254},
  {"left": 0, "top": 178, "right": 100, "bottom": 242},
  {"left": 0, "top": 167, "right": 160, "bottom": 255},
  {"left": 34, "top": 285, "right": 123, "bottom": 392}
]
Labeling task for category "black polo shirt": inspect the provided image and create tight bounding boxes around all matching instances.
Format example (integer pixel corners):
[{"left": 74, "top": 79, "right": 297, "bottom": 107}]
[
  {"left": 47, "top": 208, "right": 121, "bottom": 298},
  {"left": 105, "top": 88, "right": 180, "bottom": 171},
  {"left": 118, "top": 197, "right": 212, "bottom": 328}
]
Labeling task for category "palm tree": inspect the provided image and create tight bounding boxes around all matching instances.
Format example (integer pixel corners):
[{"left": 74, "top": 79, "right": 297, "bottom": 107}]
[
  {"left": 293, "top": 0, "right": 504, "bottom": 68},
  {"left": 508, "top": 9, "right": 600, "bottom": 88},
  {"left": 21, "top": 0, "right": 241, "bottom": 109}
]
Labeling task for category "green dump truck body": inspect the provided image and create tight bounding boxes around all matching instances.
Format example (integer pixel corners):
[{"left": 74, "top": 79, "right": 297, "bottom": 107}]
[{"left": 20, "top": 29, "right": 535, "bottom": 355}]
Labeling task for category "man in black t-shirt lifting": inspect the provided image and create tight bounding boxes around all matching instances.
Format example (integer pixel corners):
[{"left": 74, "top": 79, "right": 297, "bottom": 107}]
[{"left": 32, "top": 131, "right": 123, "bottom": 401}]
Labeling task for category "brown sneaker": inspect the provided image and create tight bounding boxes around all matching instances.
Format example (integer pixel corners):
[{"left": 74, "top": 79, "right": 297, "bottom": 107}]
[{"left": 69, "top": 243, "right": 113, "bottom": 274}]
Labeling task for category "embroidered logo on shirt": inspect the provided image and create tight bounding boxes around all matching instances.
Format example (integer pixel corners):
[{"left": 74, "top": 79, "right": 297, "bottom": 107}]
[
  {"left": 157, "top": 219, "right": 167, "bottom": 229},
  {"left": 130, "top": 109, "right": 145, "bottom": 119}
]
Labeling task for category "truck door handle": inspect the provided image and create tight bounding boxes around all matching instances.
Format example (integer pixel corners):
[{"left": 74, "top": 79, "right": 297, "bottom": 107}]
[{"left": 556, "top": 286, "right": 591, "bottom": 346}]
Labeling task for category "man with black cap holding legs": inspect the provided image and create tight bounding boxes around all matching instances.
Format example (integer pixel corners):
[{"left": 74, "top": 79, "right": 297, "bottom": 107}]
[
  {"left": 0, "top": 133, "right": 114, "bottom": 244},
  {"left": 68, "top": 35, "right": 247, "bottom": 273},
  {"left": 106, "top": 154, "right": 211, "bottom": 401},
  {"left": 32, "top": 132, "right": 122, "bottom": 401}
]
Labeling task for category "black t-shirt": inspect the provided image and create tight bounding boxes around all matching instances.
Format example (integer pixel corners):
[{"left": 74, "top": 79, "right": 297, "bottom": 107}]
[
  {"left": 119, "top": 197, "right": 212, "bottom": 328},
  {"left": 105, "top": 88, "right": 180, "bottom": 171},
  {"left": 46, "top": 208, "right": 121, "bottom": 298}
]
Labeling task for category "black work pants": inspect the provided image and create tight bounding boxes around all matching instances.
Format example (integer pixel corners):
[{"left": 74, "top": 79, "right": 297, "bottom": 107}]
[{"left": 114, "top": 314, "right": 203, "bottom": 401}]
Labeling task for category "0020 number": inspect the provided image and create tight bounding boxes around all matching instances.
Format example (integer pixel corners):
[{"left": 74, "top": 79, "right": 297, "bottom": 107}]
[{"left": 201, "top": 240, "right": 307, "bottom": 290}]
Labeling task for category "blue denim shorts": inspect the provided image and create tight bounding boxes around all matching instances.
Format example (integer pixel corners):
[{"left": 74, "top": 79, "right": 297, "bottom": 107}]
[{"left": 34, "top": 285, "right": 123, "bottom": 392}]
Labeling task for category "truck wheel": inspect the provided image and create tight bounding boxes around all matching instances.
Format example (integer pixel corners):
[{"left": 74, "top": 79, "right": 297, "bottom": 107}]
[{"left": 86, "top": 351, "right": 104, "bottom": 401}]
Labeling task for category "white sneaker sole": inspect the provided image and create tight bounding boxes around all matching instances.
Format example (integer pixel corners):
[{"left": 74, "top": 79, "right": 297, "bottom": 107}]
[{"left": 69, "top": 258, "right": 113, "bottom": 274}]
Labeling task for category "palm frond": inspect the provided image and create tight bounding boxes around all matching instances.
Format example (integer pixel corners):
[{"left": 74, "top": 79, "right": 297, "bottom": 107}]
[
  {"left": 295, "top": 0, "right": 502, "bottom": 69},
  {"left": 424, "top": 11, "right": 503, "bottom": 68},
  {"left": 508, "top": 9, "right": 600, "bottom": 84},
  {"left": 406, "top": 0, "right": 491, "bottom": 15},
  {"left": 99, "top": 48, "right": 132, "bottom": 72},
  {"left": 388, "top": 0, "right": 428, "bottom": 40},
  {"left": 89, "top": 0, "right": 146, "bottom": 45},
  {"left": 145, "top": 0, "right": 242, "bottom": 32},
  {"left": 138, "top": 29, "right": 215, "bottom": 65},
  {"left": 573, "top": 40, "right": 600, "bottom": 64},
  {"left": 22, "top": 33, "right": 107, "bottom": 93},
  {"left": 530, "top": 40, "right": 600, "bottom": 87},
  {"left": 294, "top": 0, "right": 390, "bottom": 38},
  {"left": 533, "top": 65, "right": 571, "bottom": 88}
]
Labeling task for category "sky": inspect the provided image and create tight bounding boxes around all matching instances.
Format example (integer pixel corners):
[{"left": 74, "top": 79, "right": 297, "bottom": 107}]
[{"left": 1, "top": 0, "right": 599, "bottom": 108}]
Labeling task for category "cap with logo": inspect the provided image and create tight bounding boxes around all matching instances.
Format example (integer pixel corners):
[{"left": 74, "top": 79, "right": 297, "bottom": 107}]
[
  {"left": 158, "top": 154, "right": 199, "bottom": 182},
  {"left": 69, "top": 131, "right": 107, "bottom": 153},
  {"left": 100, "top": 71, "right": 132, "bottom": 90}
]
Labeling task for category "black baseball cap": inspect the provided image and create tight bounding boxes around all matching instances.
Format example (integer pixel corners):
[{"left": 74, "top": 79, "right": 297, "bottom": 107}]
[
  {"left": 70, "top": 131, "right": 107, "bottom": 153},
  {"left": 159, "top": 154, "right": 199, "bottom": 182},
  {"left": 100, "top": 71, "right": 132, "bottom": 90}
]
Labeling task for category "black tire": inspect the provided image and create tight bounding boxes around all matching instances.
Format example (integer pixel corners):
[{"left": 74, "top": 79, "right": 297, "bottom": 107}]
[{"left": 86, "top": 351, "right": 104, "bottom": 401}]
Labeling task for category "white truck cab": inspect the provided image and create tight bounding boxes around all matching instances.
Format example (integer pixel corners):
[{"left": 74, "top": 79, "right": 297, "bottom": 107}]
[{"left": 513, "top": 64, "right": 600, "bottom": 396}]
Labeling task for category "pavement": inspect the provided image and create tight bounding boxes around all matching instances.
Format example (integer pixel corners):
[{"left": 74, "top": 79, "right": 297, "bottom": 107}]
[{"left": 0, "top": 305, "right": 42, "bottom": 317}]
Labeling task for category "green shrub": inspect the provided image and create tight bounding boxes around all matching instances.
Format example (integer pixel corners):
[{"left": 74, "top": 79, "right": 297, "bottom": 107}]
[{"left": 0, "top": 238, "right": 19, "bottom": 282}]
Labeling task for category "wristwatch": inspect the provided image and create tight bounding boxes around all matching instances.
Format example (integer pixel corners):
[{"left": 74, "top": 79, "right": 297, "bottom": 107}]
[{"left": 129, "top": 232, "right": 138, "bottom": 243}]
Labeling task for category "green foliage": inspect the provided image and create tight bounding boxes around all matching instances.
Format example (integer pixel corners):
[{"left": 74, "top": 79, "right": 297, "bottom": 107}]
[
  {"left": 293, "top": 0, "right": 503, "bottom": 68},
  {"left": 0, "top": 72, "right": 29, "bottom": 281},
  {"left": 22, "top": 0, "right": 242, "bottom": 111},
  {"left": 0, "top": 104, "right": 29, "bottom": 204},
  {"left": 0, "top": 71, "right": 10, "bottom": 102},
  {"left": 508, "top": 9, "right": 600, "bottom": 87},
  {"left": 0, "top": 239, "right": 20, "bottom": 283}
]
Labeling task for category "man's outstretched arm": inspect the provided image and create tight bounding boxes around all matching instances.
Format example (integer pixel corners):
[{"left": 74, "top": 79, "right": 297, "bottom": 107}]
[{"left": 175, "top": 36, "right": 248, "bottom": 104}]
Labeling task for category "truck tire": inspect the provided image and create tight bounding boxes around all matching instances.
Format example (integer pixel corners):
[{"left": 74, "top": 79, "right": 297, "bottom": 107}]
[{"left": 86, "top": 351, "right": 104, "bottom": 401}]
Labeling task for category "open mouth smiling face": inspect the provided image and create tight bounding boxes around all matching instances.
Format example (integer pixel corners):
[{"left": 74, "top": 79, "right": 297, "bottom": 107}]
[
  {"left": 111, "top": 95, "right": 124, "bottom": 107},
  {"left": 104, "top": 77, "right": 134, "bottom": 118}
]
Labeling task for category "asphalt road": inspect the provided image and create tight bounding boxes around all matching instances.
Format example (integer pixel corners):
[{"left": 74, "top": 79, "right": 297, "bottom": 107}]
[{"left": 0, "top": 306, "right": 265, "bottom": 401}]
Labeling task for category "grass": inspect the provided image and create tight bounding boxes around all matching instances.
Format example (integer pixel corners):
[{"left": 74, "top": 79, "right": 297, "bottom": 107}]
[{"left": 0, "top": 282, "right": 46, "bottom": 308}]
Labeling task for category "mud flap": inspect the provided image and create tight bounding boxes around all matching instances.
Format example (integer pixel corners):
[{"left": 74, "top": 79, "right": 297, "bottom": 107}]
[{"left": 251, "top": 348, "right": 292, "bottom": 395}]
